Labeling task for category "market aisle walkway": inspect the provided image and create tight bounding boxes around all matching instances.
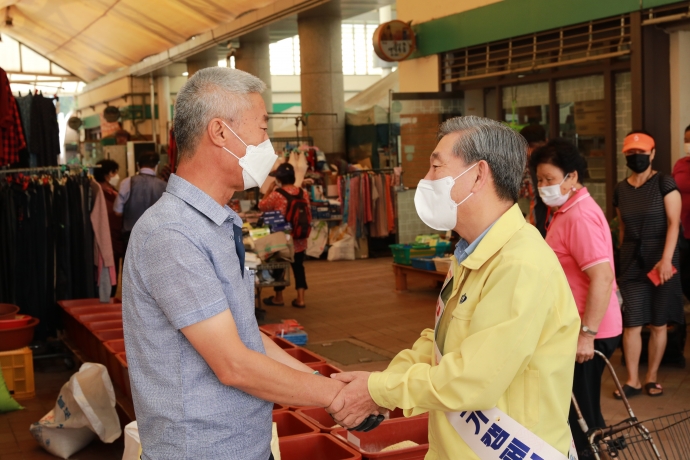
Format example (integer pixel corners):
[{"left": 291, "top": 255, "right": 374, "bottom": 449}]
[{"left": 2, "top": 257, "right": 690, "bottom": 458}]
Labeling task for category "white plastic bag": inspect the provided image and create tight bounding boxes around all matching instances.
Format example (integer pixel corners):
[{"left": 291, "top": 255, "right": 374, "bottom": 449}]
[
  {"left": 271, "top": 421, "right": 281, "bottom": 460},
  {"left": 327, "top": 234, "right": 356, "bottom": 261},
  {"left": 306, "top": 221, "right": 328, "bottom": 258},
  {"left": 122, "top": 421, "right": 141, "bottom": 460},
  {"left": 30, "top": 363, "right": 121, "bottom": 459}
]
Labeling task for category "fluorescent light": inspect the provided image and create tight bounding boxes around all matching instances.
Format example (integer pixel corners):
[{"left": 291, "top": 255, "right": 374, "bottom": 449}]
[{"left": 182, "top": 71, "right": 189, "bottom": 76}]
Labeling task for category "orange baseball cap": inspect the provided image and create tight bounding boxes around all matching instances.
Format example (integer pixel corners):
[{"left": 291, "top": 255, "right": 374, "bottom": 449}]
[{"left": 623, "top": 133, "right": 655, "bottom": 153}]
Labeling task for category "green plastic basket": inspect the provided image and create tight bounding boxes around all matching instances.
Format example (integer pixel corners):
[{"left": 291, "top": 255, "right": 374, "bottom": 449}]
[{"left": 390, "top": 244, "right": 436, "bottom": 265}]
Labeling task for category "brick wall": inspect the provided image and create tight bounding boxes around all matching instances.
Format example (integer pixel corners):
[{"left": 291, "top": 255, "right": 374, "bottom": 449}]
[{"left": 395, "top": 189, "right": 439, "bottom": 244}]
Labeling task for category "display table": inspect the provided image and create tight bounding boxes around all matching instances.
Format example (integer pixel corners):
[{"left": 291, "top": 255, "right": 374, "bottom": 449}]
[{"left": 392, "top": 264, "right": 447, "bottom": 292}]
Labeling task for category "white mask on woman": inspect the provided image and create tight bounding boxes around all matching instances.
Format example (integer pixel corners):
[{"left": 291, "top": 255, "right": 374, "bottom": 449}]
[
  {"left": 538, "top": 174, "right": 570, "bottom": 208},
  {"left": 108, "top": 175, "right": 120, "bottom": 188},
  {"left": 222, "top": 121, "right": 277, "bottom": 190},
  {"left": 414, "top": 162, "right": 478, "bottom": 231}
]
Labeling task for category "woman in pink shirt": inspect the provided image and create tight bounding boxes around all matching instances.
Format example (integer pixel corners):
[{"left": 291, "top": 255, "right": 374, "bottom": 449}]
[
  {"left": 530, "top": 139, "right": 623, "bottom": 458},
  {"left": 672, "top": 124, "right": 690, "bottom": 302}
]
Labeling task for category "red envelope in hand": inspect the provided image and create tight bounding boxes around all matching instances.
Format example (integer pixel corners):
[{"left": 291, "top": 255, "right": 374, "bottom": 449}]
[{"left": 647, "top": 266, "right": 678, "bottom": 286}]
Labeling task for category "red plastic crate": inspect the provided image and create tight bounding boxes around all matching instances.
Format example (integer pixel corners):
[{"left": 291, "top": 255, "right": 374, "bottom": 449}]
[
  {"left": 271, "top": 336, "right": 297, "bottom": 349},
  {"left": 296, "top": 407, "right": 342, "bottom": 433},
  {"left": 58, "top": 298, "right": 121, "bottom": 309},
  {"left": 284, "top": 348, "right": 325, "bottom": 364},
  {"left": 84, "top": 321, "right": 123, "bottom": 362},
  {"left": 77, "top": 312, "right": 122, "bottom": 325},
  {"left": 104, "top": 339, "right": 126, "bottom": 392},
  {"left": 116, "top": 352, "right": 130, "bottom": 398},
  {"left": 273, "top": 403, "right": 288, "bottom": 412},
  {"left": 88, "top": 320, "right": 123, "bottom": 332},
  {"left": 259, "top": 320, "right": 304, "bottom": 337},
  {"left": 279, "top": 433, "right": 361, "bottom": 460},
  {"left": 273, "top": 411, "right": 319, "bottom": 439},
  {"left": 332, "top": 416, "right": 429, "bottom": 459},
  {"left": 67, "top": 305, "right": 122, "bottom": 317},
  {"left": 307, "top": 362, "right": 342, "bottom": 375},
  {"left": 94, "top": 329, "right": 124, "bottom": 342}
]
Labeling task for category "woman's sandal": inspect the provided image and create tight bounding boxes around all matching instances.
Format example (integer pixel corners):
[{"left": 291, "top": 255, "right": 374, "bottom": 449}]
[
  {"left": 613, "top": 384, "right": 642, "bottom": 400},
  {"left": 291, "top": 300, "right": 306, "bottom": 309},
  {"left": 644, "top": 382, "right": 664, "bottom": 397},
  {"left": 263, "top": 297, "right": 284, "bottom": 307}
]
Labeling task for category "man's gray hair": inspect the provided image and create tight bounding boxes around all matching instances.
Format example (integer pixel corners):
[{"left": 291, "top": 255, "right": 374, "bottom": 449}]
[
  {"left": 438, "top": 116, "right": 527, "bottom": 203},
  {"left": 174, "top": 67, "right": 266, "bottom": 160}
]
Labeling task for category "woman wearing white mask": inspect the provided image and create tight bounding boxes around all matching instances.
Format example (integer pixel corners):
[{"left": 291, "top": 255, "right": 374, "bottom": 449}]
[
  {"left": 529, "top": 138, "right": 622, "bottom": 458},
  {"left": 672, "top": 124, "right": 690, "bottom": 302},
  {"left": 95, "top": 159, "right": 124, "bottom": 296}
]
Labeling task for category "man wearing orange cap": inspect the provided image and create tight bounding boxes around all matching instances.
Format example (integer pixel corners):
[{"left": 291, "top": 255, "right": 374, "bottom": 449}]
[{"left": 613, "top": 130, "right": 683, "bottom": 399}]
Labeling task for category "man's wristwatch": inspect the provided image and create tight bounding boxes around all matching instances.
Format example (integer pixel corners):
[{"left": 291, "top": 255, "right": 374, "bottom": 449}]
[{"left": 581, "top": 325, "right": 597, "bottom": 336}]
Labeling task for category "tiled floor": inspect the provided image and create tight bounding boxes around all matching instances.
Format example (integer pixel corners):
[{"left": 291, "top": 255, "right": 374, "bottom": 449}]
[{"left": 2, "top": 256, "right": 689, "bottom": 458}]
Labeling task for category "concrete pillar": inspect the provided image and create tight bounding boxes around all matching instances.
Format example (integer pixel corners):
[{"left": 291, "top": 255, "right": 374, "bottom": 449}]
[
  {"left": 670, "top": 30, "right": 690, "bottom": 166},
  {"left": 298, "top": 0, "right": 345, "bottom": 153},
  {"left": 157, "top": 76, "right": 171, "bottom": 146},
  {"left": 236, "top": 28, "right": 273, "bottom": 134}
]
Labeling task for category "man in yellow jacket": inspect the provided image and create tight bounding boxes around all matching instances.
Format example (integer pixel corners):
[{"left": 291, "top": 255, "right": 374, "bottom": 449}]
[{"left": 329, "top": 116, "right": 580, "bottom": 459}]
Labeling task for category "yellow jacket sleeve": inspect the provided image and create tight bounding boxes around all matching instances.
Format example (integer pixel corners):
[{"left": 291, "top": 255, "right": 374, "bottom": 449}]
[
  {"left": 384, "top": 328, "right": 435, "bottom": 375},
  {"left": 368, "top": 261, "right": 558, "bottom": 413}
]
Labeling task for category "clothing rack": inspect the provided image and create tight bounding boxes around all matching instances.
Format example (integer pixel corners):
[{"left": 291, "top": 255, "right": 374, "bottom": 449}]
[{"left": 0, "top": 164, "right": 101, "bottom": 175}]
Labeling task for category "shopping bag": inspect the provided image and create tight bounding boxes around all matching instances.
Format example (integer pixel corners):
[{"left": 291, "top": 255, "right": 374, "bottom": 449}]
[
  {"left": 122, "top": 421, "right": 141, "bottom": 460},
  {"left": 30, "top": 363, "right": 121, "bottom": 459},
  {"left": 254, "top": 232, "right": 295, "bottom": 262},
  {"left": 306, "top": 221, "right": 328, "bottom": 258},
  {"left": 327, "top": 233, "right": 356, "bottom": 261},
  {"left": 271, "top": 421, "right": 281, "bottom": 460}
]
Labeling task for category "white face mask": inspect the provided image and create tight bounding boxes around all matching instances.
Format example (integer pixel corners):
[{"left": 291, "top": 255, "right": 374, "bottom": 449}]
[
  {"left": 684, "top": 143, "right": 690, "bottom": 157},
  {"left": 222, "top": 121, "right": 277, "bottom": 190},
  {"left": 538, "top": 174, "right": 570, "bottom": 208},
  {"left": 414, "top": 162, "right": 478, "bottom": 231},
  {"left": 108, "top": 175, "right": 120, "bottom": 188}
]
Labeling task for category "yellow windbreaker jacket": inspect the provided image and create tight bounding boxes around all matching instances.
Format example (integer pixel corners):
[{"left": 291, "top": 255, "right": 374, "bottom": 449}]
[{"left": 368, "top": 205, "right": 580, "bottom": 459}]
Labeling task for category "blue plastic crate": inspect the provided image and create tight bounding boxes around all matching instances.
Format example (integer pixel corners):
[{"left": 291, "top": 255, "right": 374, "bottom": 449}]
[
  {"left": 280, "top": 332, "right": 308, "bottom": 346},
  {"left": 435, "top": 241, "right": 451, "bottom": 257},
  {"left": 411, "top": 257, "right": 436, "bottom": 271}
]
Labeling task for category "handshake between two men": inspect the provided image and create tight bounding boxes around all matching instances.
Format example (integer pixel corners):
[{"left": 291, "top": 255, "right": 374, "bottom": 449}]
[{"left": 324, "top": 371, "right": 387, "bottom": 432}]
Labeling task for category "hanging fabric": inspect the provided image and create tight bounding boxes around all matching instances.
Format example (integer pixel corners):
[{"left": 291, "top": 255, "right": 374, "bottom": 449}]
[{"left": 0, "top": 67, "right": 27, "bottom": 167}]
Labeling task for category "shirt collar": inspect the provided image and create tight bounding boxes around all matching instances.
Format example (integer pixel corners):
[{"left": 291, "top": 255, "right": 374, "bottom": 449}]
[
  {"left": 458, "top": 204, "right": 526, "bottom": 270},
  {"left": 454, "top": 222, "right": 496, "bottom": 264},
  {"left": 165, "top": 174, "right": 239, "bottom": 227},
  {"left": 139, "top": 167, "right": 156, "bottom": 176},
  {"left": 555, "top": 187, "right": 590, "bottom": 214}
]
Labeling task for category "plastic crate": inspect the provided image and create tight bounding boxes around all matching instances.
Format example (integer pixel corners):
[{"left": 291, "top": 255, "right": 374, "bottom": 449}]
[
  {"left": 273, "top": 411, "right": 319, "bottom": 438},
  {"left": 279, "top": 433, "right": 361, "bottom": 460},
  {"left": 410, "top": 257, "right": 436, "bottom": 271},
  {"left": 104, "top": 339, "right": 126, "bottom": 393},
  {"left": 295, "top": 407, "right": 343, "bottom": 433},
  {"left": 57, "top": 298, "right": 121, "bottom": 309},
  {"left": 77, "top": 312, "right": 122, "bottom": 325},
  {"left": 0, "top": 347, "right": 35, "bottom": 400},
  {"left": 271, "top": 336, "right": 297, "bottom": 350},
  {"left": 116, "top": 352, "right": 130, "bottom": 398},
  {"left": 332, "top": 416, "right": 429, "bottom": 459},
  {"left": 284, "top": 348, "right": 325, "bottom": 364},
  {"left": 434, "top": 241, "right": 451, "bottom": 257},
  {"left": 306, "top": 363, "right": 342, "bottom": 376},
  {"left": 281, "top": 332, "right": 308, "bottom": 346},
  {"left": 432, "top": 257, "right": 452, "bottom": 273},
  {"left": 389, "top": 245, "right": 435, "bottom": 265},
  {"left": 67, "top": 305, "right": 122, "bottom": 317},
  {"left": 273, "top": 403, "right": 288, "bottom": 412}
]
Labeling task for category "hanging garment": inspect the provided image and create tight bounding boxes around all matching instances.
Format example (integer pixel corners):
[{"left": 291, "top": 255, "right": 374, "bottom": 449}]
[
  {"left": 385, "top": 174, "right": 395, "bottom": 234},
  {"left": 30, "top": 94, "right": 60, "bottom": 167},
  {"left": 0, "top": 68, "right": 27, "bottom": 166},
  {"left": 375, "top": 174, "right": 388, "bottom": 237},
  {"left": 90, "top": 180, "right": 116, "bottom": 294}
]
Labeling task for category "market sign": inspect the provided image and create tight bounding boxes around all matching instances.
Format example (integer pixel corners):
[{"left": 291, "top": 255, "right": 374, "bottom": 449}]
[{"left": 373, "top": 20, "right": 416, "bottom": 62}]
